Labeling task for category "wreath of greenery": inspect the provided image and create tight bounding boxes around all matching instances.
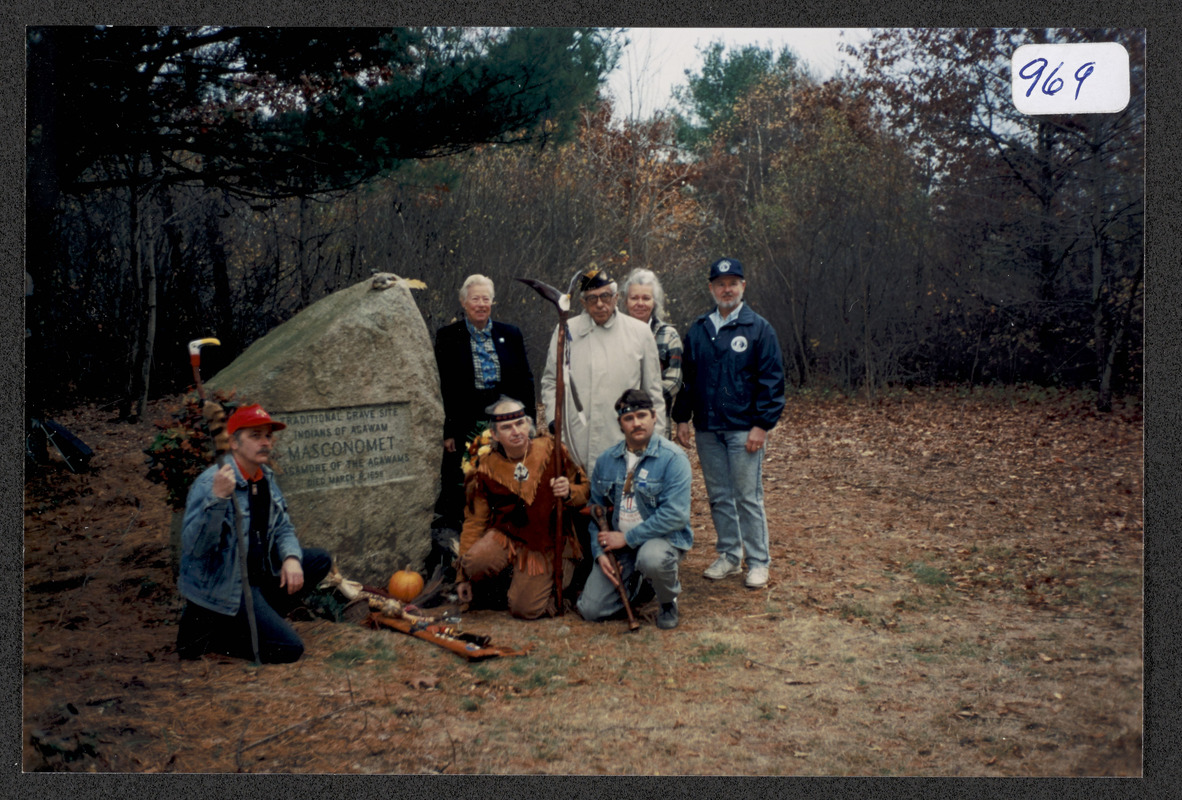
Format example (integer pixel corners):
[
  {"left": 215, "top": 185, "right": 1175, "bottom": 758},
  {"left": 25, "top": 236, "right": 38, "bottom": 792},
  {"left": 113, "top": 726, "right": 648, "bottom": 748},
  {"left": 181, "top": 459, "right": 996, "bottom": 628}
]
[{"left": 144, "top": 390, "right": 239, "bottom": 511}]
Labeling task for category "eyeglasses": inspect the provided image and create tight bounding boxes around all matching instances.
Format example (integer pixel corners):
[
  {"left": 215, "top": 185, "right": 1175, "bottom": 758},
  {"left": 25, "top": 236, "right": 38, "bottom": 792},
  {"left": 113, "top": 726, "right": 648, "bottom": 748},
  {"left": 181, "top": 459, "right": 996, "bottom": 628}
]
[{"left": 583, "top": 291, "right": 617, "bottom": 306}]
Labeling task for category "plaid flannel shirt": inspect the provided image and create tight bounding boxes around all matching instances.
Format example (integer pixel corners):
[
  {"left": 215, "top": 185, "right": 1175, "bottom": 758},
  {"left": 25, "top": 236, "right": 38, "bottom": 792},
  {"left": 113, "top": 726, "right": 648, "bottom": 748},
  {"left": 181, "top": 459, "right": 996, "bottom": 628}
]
[{"left": 651, "top": 316, "right": 684, "bottom": 408}]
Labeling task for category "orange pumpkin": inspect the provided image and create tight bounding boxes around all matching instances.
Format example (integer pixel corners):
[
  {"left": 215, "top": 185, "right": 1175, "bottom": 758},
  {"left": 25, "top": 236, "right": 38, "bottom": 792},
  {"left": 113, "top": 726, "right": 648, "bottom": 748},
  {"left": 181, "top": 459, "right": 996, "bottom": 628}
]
[{"left": 387, "top": 566, "right": 424, "bottom": 602}]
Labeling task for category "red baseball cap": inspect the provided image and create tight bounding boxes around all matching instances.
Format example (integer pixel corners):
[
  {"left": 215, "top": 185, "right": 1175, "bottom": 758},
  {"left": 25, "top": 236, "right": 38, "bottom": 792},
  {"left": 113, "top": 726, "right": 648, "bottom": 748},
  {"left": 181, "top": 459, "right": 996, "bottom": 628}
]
[{"left": 226, "top": 404, "right": 287, "bottom": 435}]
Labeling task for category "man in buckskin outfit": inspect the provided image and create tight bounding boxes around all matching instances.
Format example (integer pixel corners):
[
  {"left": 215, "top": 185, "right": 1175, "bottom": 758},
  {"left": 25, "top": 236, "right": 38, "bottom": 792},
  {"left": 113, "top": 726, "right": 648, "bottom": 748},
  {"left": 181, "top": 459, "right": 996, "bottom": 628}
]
[{"left": 455, "top": 396, "right": 589, "bottom": 619}]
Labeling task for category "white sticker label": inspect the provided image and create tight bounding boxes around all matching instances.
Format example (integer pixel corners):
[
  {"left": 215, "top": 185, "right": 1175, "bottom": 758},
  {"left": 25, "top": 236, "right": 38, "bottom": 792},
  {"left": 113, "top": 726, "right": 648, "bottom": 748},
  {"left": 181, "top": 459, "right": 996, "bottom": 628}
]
[
  {"left": 731, "top": 336, "right": 749, "bottom": 353},
  {"left": 1012, "top": 43, "right": 1130, "bottom": 115}
]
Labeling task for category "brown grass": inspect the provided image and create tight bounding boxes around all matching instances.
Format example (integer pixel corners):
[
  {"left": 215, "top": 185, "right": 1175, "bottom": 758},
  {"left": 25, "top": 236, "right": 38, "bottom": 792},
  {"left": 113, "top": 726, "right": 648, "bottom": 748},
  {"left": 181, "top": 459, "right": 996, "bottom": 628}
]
[{"left": 23, "top": 387, "right": 1142, "bottom": 775}]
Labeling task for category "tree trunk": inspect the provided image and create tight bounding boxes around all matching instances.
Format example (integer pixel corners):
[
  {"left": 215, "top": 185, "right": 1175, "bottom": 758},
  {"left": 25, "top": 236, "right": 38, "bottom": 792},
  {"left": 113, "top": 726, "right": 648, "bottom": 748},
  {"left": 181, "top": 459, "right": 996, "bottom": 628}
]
[
  {"left": 122, "top": 180, "right": 144, "bottom": 422},
  {"left": 209, "top": 204, "right": 235, "bottom": 349},
  {"left": 1033, "top": 120, "right": 1063, "bottom": 377},
  {"left": 137, "top": 216, "right": 160, "bottom": 419},
  {"left": 1089, "top": 120, "right": 1108, "bottom": 403},
  {"left": 298, "top": 194, "right": 310, "bottom": 306},
  {"left": 860, "top": 246, "right": 875, "bottom": 402},
  {"left": 1097, "top": 260, "right": 1142, "bottom": 413}
]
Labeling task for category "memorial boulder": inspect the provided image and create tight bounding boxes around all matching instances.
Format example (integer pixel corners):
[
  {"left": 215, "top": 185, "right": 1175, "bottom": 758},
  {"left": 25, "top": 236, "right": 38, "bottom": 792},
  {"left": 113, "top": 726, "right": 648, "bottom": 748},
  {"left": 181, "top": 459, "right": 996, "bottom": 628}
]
[{"left": 206, "top": 273, "right": 443, "bottom": 585}]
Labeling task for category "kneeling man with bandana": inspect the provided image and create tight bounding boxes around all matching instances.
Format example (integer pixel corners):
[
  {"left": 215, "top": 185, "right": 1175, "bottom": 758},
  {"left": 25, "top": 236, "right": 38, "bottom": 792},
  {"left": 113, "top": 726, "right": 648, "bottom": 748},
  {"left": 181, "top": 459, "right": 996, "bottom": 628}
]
[{"left": 578, "top": 389, "right": 694, "bottom": 630}]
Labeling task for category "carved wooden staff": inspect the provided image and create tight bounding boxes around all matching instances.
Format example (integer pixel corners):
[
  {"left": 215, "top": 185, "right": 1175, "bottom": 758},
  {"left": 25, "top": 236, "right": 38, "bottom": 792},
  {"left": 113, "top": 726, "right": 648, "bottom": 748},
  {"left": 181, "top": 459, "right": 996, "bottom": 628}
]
[
  {"left": 590, "top": 504, "right": 640, "bottom": 631},
  {"left": 517, "top": 278, "right": 574, "bottom": 615}
]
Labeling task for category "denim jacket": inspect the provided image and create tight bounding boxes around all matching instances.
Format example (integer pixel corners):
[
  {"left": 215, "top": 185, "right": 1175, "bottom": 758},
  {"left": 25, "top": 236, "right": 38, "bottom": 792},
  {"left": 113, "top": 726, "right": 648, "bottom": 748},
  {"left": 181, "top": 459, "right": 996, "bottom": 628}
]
[
  {"left": 177, "top": 459, "right": 303, "bottom": 615},
  {"left": 588, "top": 434, "right": 694, "bottom": 558}
]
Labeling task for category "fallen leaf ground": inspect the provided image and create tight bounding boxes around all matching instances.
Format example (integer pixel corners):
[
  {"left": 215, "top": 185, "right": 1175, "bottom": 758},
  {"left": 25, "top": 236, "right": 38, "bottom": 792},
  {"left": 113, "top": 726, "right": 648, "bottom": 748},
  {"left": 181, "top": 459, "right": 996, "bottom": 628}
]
[{"left": 22, "top": 386, "right": 1143, "bottom": 775}]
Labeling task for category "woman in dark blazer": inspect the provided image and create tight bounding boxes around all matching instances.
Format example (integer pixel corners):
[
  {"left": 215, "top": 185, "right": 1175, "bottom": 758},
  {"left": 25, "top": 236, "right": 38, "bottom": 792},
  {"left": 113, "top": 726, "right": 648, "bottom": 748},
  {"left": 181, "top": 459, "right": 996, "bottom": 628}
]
[{"left": 433, "top": 274, "right": 535, "bottom": 530}]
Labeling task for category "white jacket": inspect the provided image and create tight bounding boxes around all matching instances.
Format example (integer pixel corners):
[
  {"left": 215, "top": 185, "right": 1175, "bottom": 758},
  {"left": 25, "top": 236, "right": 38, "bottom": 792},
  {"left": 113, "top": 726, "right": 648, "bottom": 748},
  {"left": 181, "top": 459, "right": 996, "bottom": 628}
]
[{"left": 541, "top": 310, "right": 666, "bottom": 474}]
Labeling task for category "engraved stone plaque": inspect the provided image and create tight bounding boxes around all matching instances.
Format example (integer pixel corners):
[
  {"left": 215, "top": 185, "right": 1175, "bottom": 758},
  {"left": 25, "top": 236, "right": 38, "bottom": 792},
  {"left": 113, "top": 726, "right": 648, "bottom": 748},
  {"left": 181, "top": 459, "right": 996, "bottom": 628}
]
[{"left": 272, "top": 404, "right": 413, "bottom": 494}]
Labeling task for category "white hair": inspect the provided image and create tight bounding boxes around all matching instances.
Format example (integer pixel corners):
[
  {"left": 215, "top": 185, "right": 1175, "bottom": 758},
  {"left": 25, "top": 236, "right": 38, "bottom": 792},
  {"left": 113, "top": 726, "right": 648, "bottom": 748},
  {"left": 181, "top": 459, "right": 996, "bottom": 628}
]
[
  {"left": 459, "top": 274, "right": 495, "bottom": 303},
  {"left": 621, "top": 268, "right": 667, "bottom": 321}
]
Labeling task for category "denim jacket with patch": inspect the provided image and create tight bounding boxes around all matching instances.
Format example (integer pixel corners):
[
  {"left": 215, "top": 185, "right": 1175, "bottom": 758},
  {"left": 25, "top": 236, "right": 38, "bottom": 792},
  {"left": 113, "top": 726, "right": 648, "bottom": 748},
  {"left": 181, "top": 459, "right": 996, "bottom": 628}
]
[
  {"left": 177, "top": 460, "right": 303, "bottom": 615},
  {"left": 588, "top": 434, "right": 694, "bottom": 558}
]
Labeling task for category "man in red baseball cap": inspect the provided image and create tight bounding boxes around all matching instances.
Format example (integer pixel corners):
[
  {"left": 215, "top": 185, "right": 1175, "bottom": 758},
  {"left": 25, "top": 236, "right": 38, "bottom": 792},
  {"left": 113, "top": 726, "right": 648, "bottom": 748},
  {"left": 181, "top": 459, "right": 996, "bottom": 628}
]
[
  {"left": 227, "top": 403, "right": 287, "bottom": 432},
  {"left": 224, "top": 404, "right": 286, "bottom": 479},
  {"left": 177, "top": 403, "right": 332, "bottom": 663}
]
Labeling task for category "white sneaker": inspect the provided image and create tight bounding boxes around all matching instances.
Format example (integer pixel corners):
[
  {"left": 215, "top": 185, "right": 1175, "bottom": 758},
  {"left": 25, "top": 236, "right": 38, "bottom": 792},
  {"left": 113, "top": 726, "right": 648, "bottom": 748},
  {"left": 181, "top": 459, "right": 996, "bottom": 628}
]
[
  {"left": 745, "top": 565, "right": 769, "bottom": 588},
  {"left": 704, "top": 556, "right": 742, "bottom": 580}
]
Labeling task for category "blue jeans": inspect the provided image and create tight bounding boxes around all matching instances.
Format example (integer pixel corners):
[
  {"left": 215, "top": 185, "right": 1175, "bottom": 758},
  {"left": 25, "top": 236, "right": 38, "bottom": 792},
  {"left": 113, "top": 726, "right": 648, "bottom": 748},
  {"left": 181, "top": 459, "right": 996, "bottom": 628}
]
[
  {"left": 695, "top": 430, "right": 770, "bottom": 569},
  {"left": 177, "top": 548, "right": 333, "bottom": 663},
  {"left": 577, "top": 538, "right": 685, "bottom": 621}
]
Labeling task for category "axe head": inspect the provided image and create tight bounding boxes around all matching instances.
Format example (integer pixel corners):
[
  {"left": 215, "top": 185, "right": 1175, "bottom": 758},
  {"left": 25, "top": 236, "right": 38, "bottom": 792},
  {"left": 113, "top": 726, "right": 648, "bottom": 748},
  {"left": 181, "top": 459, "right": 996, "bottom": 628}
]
[
  {"left": 188, "top": 337, "right": 221, "bottom": 358},
  {"left": 517, "top": 277, "right": 571, "bottom": 314}
]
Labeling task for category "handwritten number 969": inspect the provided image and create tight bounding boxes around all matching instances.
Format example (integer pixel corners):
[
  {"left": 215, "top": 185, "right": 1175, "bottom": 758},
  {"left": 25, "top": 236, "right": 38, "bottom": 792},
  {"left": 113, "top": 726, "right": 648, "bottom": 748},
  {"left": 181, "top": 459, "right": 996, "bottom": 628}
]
[{"left": 1019, "top": 58, "right": 1097, "bottom": 102}]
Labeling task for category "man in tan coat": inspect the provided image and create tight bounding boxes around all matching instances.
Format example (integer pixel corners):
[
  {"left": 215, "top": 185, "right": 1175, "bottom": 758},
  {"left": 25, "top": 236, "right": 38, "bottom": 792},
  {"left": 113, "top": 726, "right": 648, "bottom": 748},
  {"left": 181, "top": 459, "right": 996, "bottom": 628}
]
[{"left": 540, "top": 267, "right": 666, "bottom": 476}]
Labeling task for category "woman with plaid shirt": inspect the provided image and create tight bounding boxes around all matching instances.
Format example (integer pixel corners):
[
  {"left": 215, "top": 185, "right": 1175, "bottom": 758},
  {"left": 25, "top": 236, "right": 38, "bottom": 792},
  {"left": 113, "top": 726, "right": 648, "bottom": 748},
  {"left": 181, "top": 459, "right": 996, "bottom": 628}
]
[{"left": 621, "top": 268, "right": 683, "bottom": 434}]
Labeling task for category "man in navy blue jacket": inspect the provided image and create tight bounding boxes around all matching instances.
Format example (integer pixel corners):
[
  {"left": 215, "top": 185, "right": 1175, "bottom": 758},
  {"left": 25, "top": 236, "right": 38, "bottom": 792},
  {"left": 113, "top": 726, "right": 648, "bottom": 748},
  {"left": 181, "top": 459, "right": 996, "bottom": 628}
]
[{"left": 672, "top": 257, "right": 785, "bottom": 589}]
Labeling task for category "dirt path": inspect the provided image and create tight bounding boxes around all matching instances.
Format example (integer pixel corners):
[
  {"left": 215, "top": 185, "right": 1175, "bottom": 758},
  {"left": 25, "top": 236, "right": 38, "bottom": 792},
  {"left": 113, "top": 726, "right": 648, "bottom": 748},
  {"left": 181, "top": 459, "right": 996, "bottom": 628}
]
[{"left": 22, "top": 387, "right": 1142, "bottom": 775}]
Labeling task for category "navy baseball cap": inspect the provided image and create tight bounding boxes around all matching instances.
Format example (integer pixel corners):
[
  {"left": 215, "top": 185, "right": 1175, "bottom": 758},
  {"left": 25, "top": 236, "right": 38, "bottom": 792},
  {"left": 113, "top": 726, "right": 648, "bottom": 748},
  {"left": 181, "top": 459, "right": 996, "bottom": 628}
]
[{"left": 708, "top": 257, "right": 745, "bottom": 281}]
